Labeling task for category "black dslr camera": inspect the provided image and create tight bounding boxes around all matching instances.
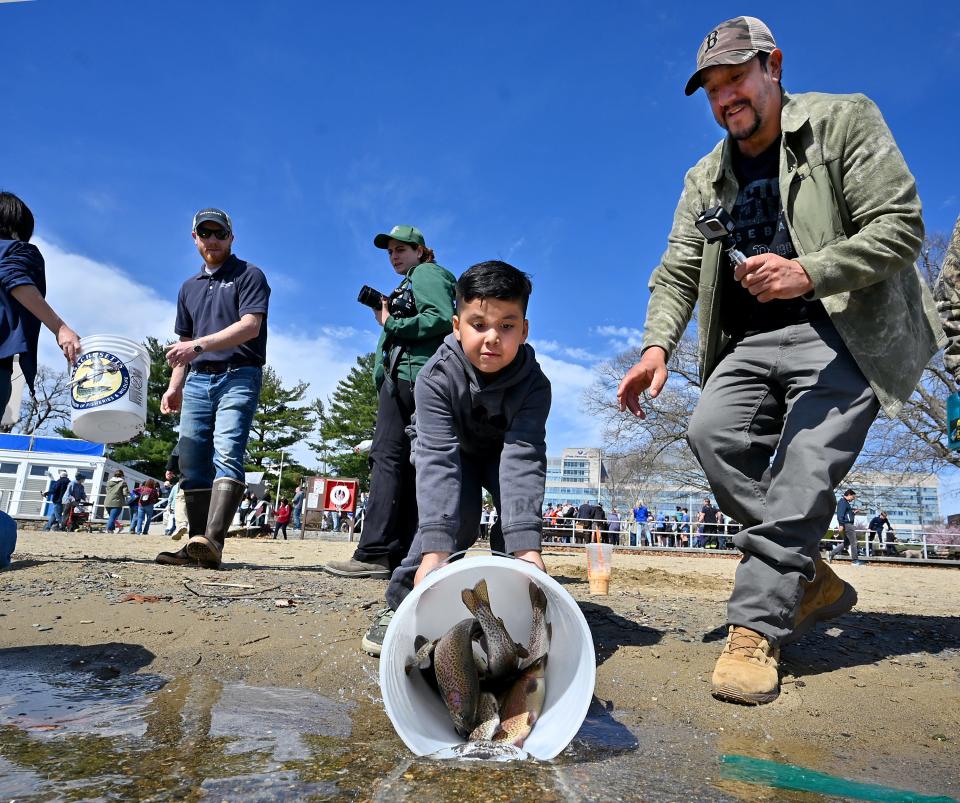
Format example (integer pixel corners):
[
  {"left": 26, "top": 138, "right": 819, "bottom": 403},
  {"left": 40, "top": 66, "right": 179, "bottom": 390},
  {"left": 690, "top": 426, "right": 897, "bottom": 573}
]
[
  {"left": 357, "top": 284, "right": 418, "bottom": 319},
  {"left": 357, "top": 285, "right": 386, "bottom": 310}
]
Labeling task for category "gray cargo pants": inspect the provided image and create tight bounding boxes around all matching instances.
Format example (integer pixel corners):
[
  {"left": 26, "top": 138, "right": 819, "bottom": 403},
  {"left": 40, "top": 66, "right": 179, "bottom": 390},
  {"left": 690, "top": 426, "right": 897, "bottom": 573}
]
[{"left": 686, "top": 319, "right": 879, "bottom": 645}]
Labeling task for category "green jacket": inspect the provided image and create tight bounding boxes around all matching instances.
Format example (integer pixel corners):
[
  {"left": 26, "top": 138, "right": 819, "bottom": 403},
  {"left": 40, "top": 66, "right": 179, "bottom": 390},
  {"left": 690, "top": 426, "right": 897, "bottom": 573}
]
[
  {"left": 934, "top": 216, "right": 960, "bottom": 380},
  {"left": 373, "top": 261, "right": 457, "bottom": 389},
  {"left": 103, "top": 476, "right": 129, "bottom": 508},
  {"left": 643, "top": 91, "right": 944, "bottom": 417}
]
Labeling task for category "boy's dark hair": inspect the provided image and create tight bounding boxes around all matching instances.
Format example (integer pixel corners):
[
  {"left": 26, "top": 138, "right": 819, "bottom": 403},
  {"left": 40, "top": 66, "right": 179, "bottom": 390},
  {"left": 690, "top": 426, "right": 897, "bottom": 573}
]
[
  {"left": 0, "top": 192, "right": 35, "bottom": 242},
  {"left": 456, "top": 260, "right": 532, "bottom": 314}
]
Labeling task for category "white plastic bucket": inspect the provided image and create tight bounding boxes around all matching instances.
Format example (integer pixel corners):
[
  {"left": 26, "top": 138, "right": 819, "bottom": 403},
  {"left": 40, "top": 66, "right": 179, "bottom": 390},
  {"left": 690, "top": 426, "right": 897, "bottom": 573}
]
[
  {"left": 70, "top": 335, "right": 150, "bottom": 444},
  {"left": 380, "top": 554, "right": 596, "bottom": 761}
]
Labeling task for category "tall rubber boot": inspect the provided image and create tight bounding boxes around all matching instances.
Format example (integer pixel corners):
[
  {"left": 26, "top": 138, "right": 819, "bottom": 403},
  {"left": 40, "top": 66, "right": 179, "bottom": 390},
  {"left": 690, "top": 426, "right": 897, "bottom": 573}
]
[
  {"left": 185, "top": 478, "right": 246, "bottom": 568},
  {"left": 156, "top": 489, "right": 212, "bottom": 567}
]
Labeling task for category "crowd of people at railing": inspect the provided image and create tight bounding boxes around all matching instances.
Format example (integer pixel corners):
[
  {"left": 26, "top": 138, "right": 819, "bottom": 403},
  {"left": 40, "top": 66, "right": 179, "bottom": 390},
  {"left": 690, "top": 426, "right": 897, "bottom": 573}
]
[{"left": 540, "top": 497, "right": 740, "bottom": 548}]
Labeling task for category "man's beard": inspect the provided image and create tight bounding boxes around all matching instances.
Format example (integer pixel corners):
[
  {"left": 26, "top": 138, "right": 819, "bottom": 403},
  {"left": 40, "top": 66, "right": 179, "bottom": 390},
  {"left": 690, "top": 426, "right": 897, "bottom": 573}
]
[{"left": 723, "top": 103, "right": 763, "bottom": 141}]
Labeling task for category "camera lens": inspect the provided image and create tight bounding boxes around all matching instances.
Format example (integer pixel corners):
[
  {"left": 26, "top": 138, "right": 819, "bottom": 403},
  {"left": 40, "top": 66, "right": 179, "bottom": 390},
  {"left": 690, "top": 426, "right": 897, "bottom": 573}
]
[{"left": 357, "top": 285, "right": 385, "bottom": 310}]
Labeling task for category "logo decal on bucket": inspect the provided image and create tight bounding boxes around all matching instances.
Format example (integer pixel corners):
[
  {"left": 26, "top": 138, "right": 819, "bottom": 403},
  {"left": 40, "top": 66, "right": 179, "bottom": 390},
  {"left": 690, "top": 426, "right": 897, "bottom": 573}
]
[{"left": 71, "top": 351, "right": 130, "bottom": 409}]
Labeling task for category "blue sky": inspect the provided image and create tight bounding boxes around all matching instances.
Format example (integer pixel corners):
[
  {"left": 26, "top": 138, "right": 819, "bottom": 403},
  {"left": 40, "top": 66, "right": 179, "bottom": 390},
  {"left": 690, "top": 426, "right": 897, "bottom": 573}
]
[{"left": 4, "top": 1, "right": 960, "bottom": 489}]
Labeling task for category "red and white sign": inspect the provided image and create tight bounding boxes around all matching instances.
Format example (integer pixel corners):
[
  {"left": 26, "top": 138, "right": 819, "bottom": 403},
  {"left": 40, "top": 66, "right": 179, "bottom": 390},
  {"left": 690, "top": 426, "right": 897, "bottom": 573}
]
[{"left": 323, "top": 479, "right": 358, "bottom": 512}]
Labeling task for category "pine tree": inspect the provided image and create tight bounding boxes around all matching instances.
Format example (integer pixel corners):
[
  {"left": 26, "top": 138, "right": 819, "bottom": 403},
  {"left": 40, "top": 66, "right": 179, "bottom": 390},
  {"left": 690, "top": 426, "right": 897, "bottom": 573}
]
[
  {"left": 310, "top": 353, "right": 378, "bottom": 490},
  {"left": 108, "top": 337, "right": 179, "bottom": 477},
  {"left": 246, "top": 366, "right": 314, "bottom": 491}
]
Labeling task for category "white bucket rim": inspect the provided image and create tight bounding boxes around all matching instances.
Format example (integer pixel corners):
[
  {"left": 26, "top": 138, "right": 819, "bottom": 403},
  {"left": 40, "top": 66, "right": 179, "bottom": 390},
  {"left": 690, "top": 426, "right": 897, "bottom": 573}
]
[
  {"left": 78, "top": 334, "right": 150, "bottom": 357},
  {"left": 379, "top": 553, "right": 596, "bottom": 761}
]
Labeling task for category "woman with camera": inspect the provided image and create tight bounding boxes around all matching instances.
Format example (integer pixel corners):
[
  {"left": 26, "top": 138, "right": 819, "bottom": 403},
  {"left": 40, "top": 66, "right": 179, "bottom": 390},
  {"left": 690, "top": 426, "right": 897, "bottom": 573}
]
[{"left": 324, "top": 225, "right": 456, "bottom": 589}]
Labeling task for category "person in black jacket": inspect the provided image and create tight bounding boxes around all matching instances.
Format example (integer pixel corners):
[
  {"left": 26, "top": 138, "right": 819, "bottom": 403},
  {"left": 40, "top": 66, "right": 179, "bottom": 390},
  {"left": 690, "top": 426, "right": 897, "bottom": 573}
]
[{"left": 42, "top": 470, "right": 70, "bottom": 531}]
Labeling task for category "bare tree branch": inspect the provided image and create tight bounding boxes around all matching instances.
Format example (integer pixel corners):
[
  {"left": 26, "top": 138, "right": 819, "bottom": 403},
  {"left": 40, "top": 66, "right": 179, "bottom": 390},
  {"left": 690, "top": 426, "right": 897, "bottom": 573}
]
[{"left": 4, "top": 365, "right": 73, "bottom": 435}]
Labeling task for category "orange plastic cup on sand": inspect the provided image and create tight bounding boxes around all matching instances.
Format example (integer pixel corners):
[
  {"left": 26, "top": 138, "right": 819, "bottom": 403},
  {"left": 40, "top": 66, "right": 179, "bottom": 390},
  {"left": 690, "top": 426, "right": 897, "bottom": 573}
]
[{"left": 586, "top": 542, "right": 613, "bottom": 595}]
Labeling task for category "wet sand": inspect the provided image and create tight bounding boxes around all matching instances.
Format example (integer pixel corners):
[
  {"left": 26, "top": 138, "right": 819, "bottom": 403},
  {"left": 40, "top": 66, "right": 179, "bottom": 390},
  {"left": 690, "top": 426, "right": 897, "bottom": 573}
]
[{"left": 2, "top": 529, "right": 958, "bottom": 801}]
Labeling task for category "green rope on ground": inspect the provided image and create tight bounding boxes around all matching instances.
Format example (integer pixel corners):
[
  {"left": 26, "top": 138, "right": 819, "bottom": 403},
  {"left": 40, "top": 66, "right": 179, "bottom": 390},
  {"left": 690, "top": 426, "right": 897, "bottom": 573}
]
[{"left": 719, "top": 755, "right": 957, "bottom": 803}]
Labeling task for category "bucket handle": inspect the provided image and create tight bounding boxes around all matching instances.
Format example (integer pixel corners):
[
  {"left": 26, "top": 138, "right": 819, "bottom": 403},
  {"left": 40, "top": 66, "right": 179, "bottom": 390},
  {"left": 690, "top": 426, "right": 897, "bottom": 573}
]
[{"left": 441, "top": 549, "right": 515, "bottom": 566}]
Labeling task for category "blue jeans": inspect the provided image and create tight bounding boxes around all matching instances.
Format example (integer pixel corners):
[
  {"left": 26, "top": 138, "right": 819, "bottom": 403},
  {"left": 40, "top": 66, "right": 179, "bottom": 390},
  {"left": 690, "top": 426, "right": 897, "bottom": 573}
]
[
  {"left": 178, "top": 366, "right": 262, "bottom": 490},
  {"left": 43, "top": 503, "right": 63, "bottom": 530},
  {"left": 292, "top": 506, "right": 301, "bottom": 530},
  {"left": 135, "top": 504, "right": 155, "bottom": 534},
  {"left": 106, "top": 507, "right": 122, "bottom": 532}
]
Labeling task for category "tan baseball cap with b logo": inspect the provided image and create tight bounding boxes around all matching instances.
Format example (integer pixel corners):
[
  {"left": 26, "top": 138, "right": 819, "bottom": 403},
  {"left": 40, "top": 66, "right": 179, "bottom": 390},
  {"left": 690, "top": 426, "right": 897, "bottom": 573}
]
[{"left": 684, "top": 16, "right": 777, "bottom": 96}]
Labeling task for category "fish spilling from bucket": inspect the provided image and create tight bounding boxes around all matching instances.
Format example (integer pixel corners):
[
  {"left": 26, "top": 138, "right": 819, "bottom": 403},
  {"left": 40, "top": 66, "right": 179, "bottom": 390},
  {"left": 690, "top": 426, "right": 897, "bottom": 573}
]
[{"left": 406, "top": 578, "right": 551, "bottom": 748}]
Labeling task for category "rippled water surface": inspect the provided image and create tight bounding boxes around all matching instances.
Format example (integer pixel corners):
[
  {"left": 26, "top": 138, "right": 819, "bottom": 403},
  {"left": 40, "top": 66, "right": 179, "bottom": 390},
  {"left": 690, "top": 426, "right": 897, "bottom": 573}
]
[{"left": 1, "top": 665, "right": 954, "bottom": 802}]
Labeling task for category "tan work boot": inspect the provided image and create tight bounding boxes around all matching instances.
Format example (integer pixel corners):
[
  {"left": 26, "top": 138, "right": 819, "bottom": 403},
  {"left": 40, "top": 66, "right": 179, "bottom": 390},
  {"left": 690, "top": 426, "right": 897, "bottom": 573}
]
[
  {"left": 711, "top": 626, "right": 780, "bottom": 705},
  {"left": 782, "top": 560, "right": 857, "bottom": 645},
  {"left": 323, "top": 556, "right": 391, "bottom": 578}
]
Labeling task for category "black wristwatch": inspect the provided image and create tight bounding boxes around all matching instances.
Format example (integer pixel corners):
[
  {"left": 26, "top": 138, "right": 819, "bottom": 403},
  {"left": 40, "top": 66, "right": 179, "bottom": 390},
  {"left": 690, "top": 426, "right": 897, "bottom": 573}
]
[{"left": 193, "top": 341, "right": 204, "bottom": 354}]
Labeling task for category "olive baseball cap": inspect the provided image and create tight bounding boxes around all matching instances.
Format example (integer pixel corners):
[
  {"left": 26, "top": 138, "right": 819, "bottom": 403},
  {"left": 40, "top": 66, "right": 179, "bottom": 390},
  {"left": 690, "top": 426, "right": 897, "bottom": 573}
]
[
  {"left": 684, "top": 16, "right": 777, "bottom": 96},
  {"left": 373, "top": 225, "right": 425, "bottom": 249},
  {"left": 192, "top": 208, "right": 233, "bottom": 233}
]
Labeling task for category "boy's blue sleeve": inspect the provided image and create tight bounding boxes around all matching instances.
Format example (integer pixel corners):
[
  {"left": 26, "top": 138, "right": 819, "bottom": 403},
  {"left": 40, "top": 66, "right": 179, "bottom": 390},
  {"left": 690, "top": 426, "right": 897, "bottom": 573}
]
[
  {"left": 412, "top": 376, "right": 463, "bottom": 554},
  {"left": 498, "top": 372, "right": 552, "bottom": 554}
]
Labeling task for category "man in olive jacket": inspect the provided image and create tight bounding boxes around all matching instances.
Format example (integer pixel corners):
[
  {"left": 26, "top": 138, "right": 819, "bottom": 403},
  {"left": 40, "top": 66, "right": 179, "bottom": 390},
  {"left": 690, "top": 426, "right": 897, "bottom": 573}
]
[{"left": 618, "top": 16, "right": 943, "bottom": 705}]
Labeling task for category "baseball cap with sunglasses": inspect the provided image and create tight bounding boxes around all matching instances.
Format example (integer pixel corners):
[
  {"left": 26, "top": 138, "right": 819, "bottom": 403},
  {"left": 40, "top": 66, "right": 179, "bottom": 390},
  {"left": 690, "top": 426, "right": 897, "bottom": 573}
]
[{"left": 192, "top": 207, "right": 233, "bottom": 234}]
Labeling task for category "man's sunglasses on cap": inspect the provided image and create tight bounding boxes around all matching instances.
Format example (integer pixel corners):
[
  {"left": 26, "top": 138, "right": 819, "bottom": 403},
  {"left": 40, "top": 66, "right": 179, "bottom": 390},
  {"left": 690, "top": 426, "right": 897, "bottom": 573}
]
[{"left": 196, "top": 227, "right": 230, "bottom": 241}]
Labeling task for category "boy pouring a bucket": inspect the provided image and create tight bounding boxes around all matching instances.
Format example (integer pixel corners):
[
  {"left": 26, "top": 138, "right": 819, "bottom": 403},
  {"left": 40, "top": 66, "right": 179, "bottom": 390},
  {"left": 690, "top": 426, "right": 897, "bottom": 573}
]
[{"left": 362, "top": 261, "right": 552, "bottom": 655}]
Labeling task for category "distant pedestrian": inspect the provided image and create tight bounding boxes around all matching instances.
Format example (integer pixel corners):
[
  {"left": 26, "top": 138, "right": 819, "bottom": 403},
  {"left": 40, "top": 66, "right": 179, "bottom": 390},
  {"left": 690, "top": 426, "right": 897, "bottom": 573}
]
[
  {"left": 42, "top": 470, "right": 70, "bottom": 531},
  {"left": 868, "top": 511, "right": 895, "bottom": 554},
  {"left": 165, "top": 476, "right": 182, "bottom": 536},
  {"left": 829, "top": 489, "right": 862, "bottom": 565},
  {"left": 135, "top": 479, "right": 160, "bottom": 535},
  {"left": 103, "top": 470, "right": 130, "bottom": 533},
  {"left": 699, "top": 498, "right": 719, "bottom": 547},
  {"left": 632, "top": 499, "right": 650, "bottom": 547},
  {"left": 607, "top": 508, "right": 622, "bottom": 545},
  {"left": 292, "top": 484, "right": 304, "bottom": 531},
  {"left": 273, "top": 498, "right": 291, "bottom": 540},
  {"left": 61, "top": 475, "right": 87, "bottom": 530}
]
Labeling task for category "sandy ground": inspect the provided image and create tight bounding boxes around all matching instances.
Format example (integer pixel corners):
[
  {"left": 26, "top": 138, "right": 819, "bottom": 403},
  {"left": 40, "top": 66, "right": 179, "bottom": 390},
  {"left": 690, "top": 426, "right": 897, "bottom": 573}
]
[{"left": 2, "top": 528, "right": 959, "bottom": 800}]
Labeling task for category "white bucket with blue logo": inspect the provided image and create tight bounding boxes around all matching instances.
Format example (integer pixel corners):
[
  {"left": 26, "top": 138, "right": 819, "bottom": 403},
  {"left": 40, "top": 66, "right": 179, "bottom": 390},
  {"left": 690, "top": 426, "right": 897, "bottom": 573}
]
[
  {"left": 380, "top": 554, "right": 596, "bottom": 761},
  {"left": 70, "top": 335, "right": 150, "bottom": 444}
]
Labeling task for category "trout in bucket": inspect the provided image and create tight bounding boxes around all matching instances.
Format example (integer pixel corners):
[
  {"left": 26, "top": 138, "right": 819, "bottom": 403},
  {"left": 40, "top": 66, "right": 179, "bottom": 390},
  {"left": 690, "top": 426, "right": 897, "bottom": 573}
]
[
  {"left": 461, "top": 579, "right": 528, "bottom": 679},
  {"left": 493, "top": 656, "right": 547, "bottom": 748},
  {"left": 433, "top": 618, "right": 483, "bottom": 737}
]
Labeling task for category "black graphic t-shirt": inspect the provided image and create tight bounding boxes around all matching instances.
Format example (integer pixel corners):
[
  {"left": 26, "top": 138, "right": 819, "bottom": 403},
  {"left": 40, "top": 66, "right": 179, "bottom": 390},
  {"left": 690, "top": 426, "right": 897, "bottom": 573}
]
[{"left": 719, "top": 139, "right": 825, "bottom": 336}]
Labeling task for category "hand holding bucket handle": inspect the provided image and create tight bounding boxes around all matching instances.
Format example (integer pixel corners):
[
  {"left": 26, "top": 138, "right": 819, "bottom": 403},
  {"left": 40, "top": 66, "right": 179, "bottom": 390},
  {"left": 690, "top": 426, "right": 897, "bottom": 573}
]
[{"left": 56, "top": 324, "right": 81, "bottom": 366}]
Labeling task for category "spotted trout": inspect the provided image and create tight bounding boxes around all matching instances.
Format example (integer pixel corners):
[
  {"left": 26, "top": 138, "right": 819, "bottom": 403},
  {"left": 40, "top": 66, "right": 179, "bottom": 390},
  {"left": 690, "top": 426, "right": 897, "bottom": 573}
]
[
  {"left": 519, "top": 580, "right": 551, "bottom": 670},
  {"left": 493, "top": 656, "right": 547, "bottom": 748},
  {"left": 405, "top": 635, "right": 440, "bottom": 693},
  {"left": 434, "top": 618, "right": 482, "bottom": 737},
  {"left": 468, "top": 691, "right": 501, "bottom": 741},
  {"left": 461, "top": 579, "right": 528, "bottom": 679}
]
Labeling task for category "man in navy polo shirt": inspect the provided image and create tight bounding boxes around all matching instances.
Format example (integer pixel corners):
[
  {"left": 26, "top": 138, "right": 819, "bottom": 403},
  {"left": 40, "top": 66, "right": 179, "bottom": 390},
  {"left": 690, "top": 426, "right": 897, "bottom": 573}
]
[{"left": 156, "top": 208, "right": 270, "bottom": 569}]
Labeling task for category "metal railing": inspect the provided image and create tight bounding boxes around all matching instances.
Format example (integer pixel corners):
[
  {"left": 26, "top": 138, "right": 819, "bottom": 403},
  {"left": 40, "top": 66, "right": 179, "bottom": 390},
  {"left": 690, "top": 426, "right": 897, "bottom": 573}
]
[{"left": 539, "top": 519, "right": 960, "bottom": 563}]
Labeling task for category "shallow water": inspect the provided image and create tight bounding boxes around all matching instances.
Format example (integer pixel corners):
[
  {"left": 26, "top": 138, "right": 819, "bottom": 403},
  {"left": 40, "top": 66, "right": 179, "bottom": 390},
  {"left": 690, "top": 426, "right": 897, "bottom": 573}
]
[{"left": 0, "top": 667, "right": 954, "bottom": 802}]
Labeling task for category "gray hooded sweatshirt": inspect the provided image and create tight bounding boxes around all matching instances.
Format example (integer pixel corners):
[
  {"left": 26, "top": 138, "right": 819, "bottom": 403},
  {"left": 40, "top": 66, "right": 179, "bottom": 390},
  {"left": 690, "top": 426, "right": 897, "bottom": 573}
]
[{"left": 411, "top": 333, "right": 551, "bottom": 555}]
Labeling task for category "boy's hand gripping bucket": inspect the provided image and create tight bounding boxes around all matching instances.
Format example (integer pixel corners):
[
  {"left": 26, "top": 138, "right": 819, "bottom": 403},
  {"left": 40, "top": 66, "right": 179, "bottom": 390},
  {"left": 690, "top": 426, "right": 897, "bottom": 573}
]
[
  {"left": 379, "top": 555, "right": 595, "bottom": 760},
  {"left": 69, "top": 335, "right": 151, "bottom": 444}
]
